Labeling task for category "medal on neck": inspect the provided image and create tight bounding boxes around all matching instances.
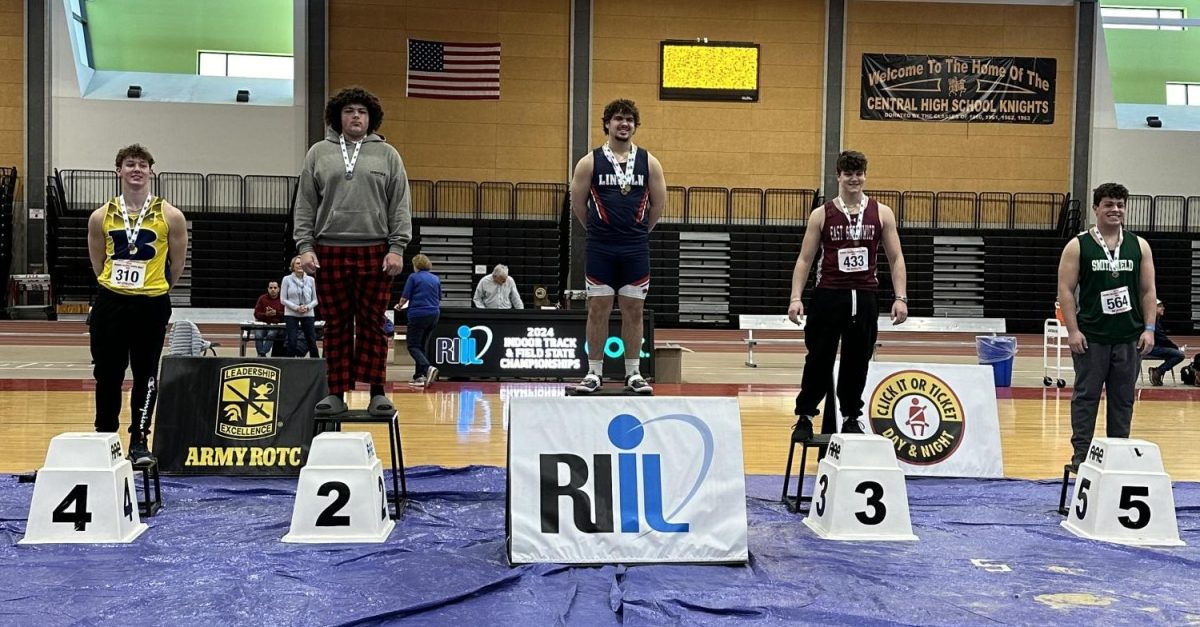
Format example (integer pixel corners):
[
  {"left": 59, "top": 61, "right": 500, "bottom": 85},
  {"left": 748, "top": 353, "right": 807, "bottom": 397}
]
[
  {"left": 837, "top": 196, "right": 864, "bottom": 243},
  {"left": 1091, "top": 226, "right": 1123, "bottom": 278},
  {"left": 118, "top": 194, "right": 151, "bottom": 256},
  {"left": 340, "top": 134, "right": 362, "bottom": 180},
  {"left": 602, "top": 142, "right": 637, "bottom": 195}
]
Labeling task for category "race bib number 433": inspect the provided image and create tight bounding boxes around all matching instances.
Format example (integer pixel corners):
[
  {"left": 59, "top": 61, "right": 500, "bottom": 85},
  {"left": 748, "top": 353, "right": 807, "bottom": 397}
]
[
  {"left": 1100, "top": 286, "right": 1132, "bottom": 315},
  {"left": 838, "top": 247, "right": 869, "bottom": 273}
]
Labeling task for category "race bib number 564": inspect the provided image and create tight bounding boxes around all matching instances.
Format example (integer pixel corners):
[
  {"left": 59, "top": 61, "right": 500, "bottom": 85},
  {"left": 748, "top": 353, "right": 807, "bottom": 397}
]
[{"left": 1100, "top": 286, "right": 1132, "bottom": 315}]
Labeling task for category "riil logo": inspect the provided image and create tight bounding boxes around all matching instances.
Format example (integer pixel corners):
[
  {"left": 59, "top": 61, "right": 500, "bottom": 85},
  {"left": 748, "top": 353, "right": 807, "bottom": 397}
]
[
  {"left": 539, "top": 413, "right": 713, "bottom": 534},
  {"left": 435, "top": 324, "right": 493, "bottom": 365}
]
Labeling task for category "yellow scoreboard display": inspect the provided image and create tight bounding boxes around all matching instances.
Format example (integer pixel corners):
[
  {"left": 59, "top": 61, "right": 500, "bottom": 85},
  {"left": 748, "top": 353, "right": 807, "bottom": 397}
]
[{"left": 660, "top": 40, "right": 759, "bottom": 102}]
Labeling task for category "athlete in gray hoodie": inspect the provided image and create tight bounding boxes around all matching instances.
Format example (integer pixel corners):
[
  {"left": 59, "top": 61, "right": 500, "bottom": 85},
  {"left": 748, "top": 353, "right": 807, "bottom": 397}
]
[{"left": 294, "top": 86, "right": 412, "bottom": 417}]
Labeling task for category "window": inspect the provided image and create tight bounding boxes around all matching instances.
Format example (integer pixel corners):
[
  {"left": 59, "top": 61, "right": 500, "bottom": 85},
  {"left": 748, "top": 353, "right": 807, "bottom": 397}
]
[
  {"left": 68, "top": 0, "right": 93, "bottom": 68},
  {"left": 1101, "top": 7, "right": 1185, "bottom": 30},
  {"left": 1166, "top": 82, "right": 1200, "bottom": 105},
  {"left": 197, "top": 52, "right": 293, "bottom": 80}
]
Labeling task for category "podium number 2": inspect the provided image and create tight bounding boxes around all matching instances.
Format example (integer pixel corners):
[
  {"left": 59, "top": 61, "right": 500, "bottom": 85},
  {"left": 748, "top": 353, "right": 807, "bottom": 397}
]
[
  {"left": 315, "top": 481, "right": 351, "bottom": 527},
  {"left": 1117, "top": 485, "right": 1151, "bottom": 529},
  {"left": 52, "top": 484, "right": 93, "bottom": 531},
  {"left": 855, "top": 481, "right": 887, "bottom": 525},
  {"left": 378, "top": 476, "right": 387, "bottom": 520}
]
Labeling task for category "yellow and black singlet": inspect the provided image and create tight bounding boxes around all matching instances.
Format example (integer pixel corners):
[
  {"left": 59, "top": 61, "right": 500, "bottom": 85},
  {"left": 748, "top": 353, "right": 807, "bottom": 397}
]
[{"left": 96, "top": 196, "right": 173, "bottom": 296}]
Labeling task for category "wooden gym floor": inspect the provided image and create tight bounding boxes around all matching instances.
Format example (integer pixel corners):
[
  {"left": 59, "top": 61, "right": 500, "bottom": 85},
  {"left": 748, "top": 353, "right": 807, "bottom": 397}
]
[{"left": 2, "top": 321, "right": 1198, "bottom": 480}]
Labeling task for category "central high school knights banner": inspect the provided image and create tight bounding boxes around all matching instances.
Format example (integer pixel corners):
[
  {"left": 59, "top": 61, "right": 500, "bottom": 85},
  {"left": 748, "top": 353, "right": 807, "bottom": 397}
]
[{"left": 861, "top": 54, "right": 1056, "bottom": 124}]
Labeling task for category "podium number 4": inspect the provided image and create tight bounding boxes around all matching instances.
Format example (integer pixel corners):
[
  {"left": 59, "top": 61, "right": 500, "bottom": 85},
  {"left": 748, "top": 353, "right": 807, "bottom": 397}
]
[
  {"left": 52, "top": 484, "right": 94, "bottom": 531},
  {"left": 813, "top": 476, "right": 887, "bottom": 525},
  {"left": 1074, "top": 480, "right": 1151, "bottom": 529}
]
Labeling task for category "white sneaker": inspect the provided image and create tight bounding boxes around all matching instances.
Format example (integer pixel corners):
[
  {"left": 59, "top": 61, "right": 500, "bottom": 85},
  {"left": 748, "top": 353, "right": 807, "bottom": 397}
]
[
  {"left": 625, "top": 374, "right": 653, "bottom": 395},
  {"left": 574, "top": 373, "right": 601, "bottom": 394}
]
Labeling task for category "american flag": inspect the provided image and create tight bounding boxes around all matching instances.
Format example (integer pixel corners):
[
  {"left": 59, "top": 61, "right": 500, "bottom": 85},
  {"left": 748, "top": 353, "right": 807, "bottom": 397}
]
[{"left": 407, "top": 39, "right": 501, "bottom": 100}]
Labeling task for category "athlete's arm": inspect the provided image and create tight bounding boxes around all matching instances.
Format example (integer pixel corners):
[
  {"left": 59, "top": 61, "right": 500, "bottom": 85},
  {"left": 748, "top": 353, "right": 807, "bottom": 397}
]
[
  {"left": 787, "top": 209, "right": 825, "bottom": 324},
  {"left": 86, "top": 207, "right": 107, "bottom": 278},
  {"left": 165, "top": 203, "right": 188, "bottom": 287},
  {"left": 1056, "top": 238, "right": 1086, "bottom": 353},
  {"left": 879, "top": 204, "right": 908, "bottom": 325},
  {"left": 646, "top": 154, "right": 667, "bottom": 231},
  {"left": 569, "top": 153, "right": 594, "bottom": 229},
  {"left": 1136, "top": 237, "right": 1157, "bottom": 355}
]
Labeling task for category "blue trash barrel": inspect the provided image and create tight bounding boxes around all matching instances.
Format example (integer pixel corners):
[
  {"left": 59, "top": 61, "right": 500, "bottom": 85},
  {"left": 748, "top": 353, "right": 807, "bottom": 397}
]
[{"left": 976, "top": 335, "right": 1018, "bottom": 387}]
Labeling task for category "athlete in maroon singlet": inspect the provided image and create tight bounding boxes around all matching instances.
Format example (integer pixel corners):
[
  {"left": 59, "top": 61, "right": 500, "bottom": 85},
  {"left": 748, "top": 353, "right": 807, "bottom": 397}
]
[{"left": 786, "top": 151, "right": 909, "bottom": 441}]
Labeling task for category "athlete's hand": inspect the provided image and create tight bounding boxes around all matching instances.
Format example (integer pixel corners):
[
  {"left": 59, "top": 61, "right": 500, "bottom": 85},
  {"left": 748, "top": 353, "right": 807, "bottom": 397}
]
[
  {"left": 300, "top": 251, "right": 320, "bottom": 274},
  {"left": 787, "top": 299, "right": 804, "bottom": 325},
  {"left": 1067, "top": 330, "right": 1088, "bottom": 354},
  {"left": 1137, "top": 330, "right": 1154, "bottom": 356},
  {"left": 891, "top": 299, "right": 908, "bottom": 325},
  {"left": 382, "top": 252, "right": 404, "bottom": 276}
]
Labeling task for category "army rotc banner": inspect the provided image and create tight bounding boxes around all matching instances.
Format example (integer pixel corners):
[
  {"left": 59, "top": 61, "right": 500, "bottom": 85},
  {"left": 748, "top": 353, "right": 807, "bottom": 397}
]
[
  {"left": 154, "top": 356, "right": 328, "bottom": 476},
  {"left": 861, "top": 54, "right": 1055, "bottom": 124}
]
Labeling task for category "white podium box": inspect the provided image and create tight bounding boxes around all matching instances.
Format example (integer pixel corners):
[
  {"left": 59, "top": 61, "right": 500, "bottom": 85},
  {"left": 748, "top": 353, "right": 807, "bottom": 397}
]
[
  {"left": 803, "top": 434, "right": 918, "bottom": 542},
  {"left": 20, "top": 433, "right": 148, "bottom": 544},
  {"left": 1062, "top": 438, "right": 1184, "bottom": 547},
  {"left": 283, "top": 432, "right": 394, "bottom": 543}
]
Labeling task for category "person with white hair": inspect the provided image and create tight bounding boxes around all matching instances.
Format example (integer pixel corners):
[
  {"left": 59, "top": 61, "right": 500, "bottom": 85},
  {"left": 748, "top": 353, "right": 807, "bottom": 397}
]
[{"left": 473, "top": 264, "right": 524, "bottom": 309}]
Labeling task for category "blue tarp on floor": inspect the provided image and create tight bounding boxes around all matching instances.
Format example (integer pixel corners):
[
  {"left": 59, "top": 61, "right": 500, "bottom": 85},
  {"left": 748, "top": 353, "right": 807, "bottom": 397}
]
[{"left": 2, "top": 467, "right": 1199, "bottom": 626}]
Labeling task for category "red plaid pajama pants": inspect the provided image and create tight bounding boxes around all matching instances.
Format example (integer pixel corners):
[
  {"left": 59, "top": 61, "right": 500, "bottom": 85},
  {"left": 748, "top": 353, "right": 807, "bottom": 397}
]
[{"left": 315, "top": 244, "right": 392, "bottom": 395}]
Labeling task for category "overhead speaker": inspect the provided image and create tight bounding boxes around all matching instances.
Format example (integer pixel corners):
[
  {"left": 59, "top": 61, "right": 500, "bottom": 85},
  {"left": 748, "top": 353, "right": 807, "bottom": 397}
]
[
  {"left": 1146, "top": 116, "right": 1162, "bottom": 128},
  {"left": 127, "top": 85, "right": 142, "bottom": 98},
  {"left": 236, "top": 89, "right": 250, "bottom": 103}
]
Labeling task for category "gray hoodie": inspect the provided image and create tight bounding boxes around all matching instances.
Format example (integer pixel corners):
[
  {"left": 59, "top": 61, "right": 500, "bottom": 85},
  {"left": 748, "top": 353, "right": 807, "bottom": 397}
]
[{"left": 293, "top": 128, "right": 412, "bottom": 256}]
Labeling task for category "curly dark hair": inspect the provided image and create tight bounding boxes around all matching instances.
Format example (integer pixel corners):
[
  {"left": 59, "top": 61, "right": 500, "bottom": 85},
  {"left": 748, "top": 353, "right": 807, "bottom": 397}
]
[
  {"left": 835, "top": 150, "right": 867, "bottom": 174},
  {"left": 1093, "top": 182, "right": 1129, "bottom": 207},
  {"left": 324, "top": 86, "right": 384, "bottom": 135},
  {"left": 602, "top": 99, "right": 640, "bottom": 135},
  {"left": 114, "top": 144, "right": 155, "bottom": 169}
]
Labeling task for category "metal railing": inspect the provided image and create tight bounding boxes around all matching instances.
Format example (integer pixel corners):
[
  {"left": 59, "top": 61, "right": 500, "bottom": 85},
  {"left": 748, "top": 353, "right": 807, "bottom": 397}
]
[{"left": 57, "top": 169, "right": 1200, "bottom": 232}]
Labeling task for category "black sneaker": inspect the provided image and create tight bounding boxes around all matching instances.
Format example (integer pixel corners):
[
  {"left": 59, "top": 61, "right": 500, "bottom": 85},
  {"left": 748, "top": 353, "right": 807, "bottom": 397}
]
[
  {"left": 574, "top": 373, "right": 602, "bottom": 394},
  {"left": 625, "top": 374, "right": 653, "bottom": 395},
  {"left": 1148, "top": 367, "right": 1163, "bottom": 387},
  {"left": 791, "top": 415, "right": 814, "bottom": 442},
  {"left": 128, "top": 442, "right": 155, "bottom": 466},
  {"left": 841, "top": 417, "right": 865, "bottom": 434}
]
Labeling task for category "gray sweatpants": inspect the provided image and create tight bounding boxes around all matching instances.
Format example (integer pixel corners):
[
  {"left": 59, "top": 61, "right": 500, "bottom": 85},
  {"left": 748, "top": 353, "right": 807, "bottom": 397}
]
[{"left": 1070, "top": 341, "right": 1139, "bottom": 465}]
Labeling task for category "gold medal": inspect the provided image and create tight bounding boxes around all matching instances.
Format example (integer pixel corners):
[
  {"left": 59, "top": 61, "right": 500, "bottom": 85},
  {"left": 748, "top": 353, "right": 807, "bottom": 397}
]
[{"left": 621, "top": 184, "right": 631, "bottom": 195}]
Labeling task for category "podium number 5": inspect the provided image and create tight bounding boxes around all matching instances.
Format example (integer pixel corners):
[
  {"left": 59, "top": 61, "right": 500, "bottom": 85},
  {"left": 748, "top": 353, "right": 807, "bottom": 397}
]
[
  {"left": 1117, "top": 485, "right": 1151, "bottom": 530},
  {"left": 1074, "top": 478, "right": 1091, "bottom": 519},
  {"left": 855, "top": 481, "right": 887, "bottom": 525}
]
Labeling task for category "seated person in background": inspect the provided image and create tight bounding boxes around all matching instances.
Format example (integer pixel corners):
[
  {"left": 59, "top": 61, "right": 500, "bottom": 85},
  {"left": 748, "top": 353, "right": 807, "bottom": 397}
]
[
  {"left": 473, "top": 264, "right": 524, "bottom": 309},
  {"left": 282, "top": 256, "right": 321, "bottom": 358},
  {"left": 252, "top": 280, "right": 284, "bottom": 357},
  {"left": 1148, "top": 299, "right": 1186, "bottom": 386}
]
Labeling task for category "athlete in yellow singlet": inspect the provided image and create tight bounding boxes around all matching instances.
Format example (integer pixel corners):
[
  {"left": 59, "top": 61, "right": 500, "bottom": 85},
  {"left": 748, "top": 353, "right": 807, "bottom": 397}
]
[{"left": 86, "top": 144, "right": 188, "bottom": 465}]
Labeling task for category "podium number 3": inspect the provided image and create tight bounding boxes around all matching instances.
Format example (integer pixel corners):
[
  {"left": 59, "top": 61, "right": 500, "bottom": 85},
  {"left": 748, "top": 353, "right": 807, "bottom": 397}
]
[
  {"left": 855, "top": 481, "right": 887, "bottom": 525},
  {"left": 52, "top": 484, "right": 93, "bottom": 531},
  {"left": 315, "top": 481, "right": 351, "bottom": 526}
]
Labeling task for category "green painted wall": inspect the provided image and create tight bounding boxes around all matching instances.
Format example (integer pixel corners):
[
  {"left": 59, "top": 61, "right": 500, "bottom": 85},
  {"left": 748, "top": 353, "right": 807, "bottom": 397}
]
[
  {"left": 86, "top": 0, "right": 293, "bottom": 73},
  {"left": 1103, "top": 0, "right": 1200, "bottom": 103}
]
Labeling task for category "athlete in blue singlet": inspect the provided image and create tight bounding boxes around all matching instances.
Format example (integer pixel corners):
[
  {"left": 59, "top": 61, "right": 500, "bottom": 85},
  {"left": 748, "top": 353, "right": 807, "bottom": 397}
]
[{"left": 569, "top": 99, "right": 667, "bottom": 394}]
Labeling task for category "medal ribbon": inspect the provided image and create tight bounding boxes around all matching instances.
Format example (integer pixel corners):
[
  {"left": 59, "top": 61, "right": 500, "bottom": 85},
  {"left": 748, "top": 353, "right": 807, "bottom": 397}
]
[
  {"left": 1090, "top": 226, "right": 1124, "bottom": 274},
  {"left": 340, "top": 134, "right": 363, "bottom": 179},
  {"left": 601, "top": 142, "right": 637, "bottom": 190},
  {"left": 117, "top": 194, "right": 152, "bottom": 253}
]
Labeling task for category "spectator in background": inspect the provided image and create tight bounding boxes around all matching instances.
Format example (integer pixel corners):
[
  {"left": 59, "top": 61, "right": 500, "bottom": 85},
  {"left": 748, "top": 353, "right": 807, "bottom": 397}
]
[
  {"left": 282, "top": 256, "right": 320, "bottom": 358},
  {"left": 1148, "top": 299, "right": 1185, "bottom": 386},
  {"left": 396, "top": 254, "right": 441, "bottom": 388},
  {"left": 253, "top": 280, "right": 284, "bottom": 357},
  {"left": 473, "top": 264, "right": 524, "bottom": 309}
]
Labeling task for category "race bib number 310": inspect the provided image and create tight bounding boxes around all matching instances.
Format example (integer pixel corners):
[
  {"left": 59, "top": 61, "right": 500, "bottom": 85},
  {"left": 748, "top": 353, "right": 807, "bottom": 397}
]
[{"left": 111, "top": 259, "right": 147, "bottom": 289}]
